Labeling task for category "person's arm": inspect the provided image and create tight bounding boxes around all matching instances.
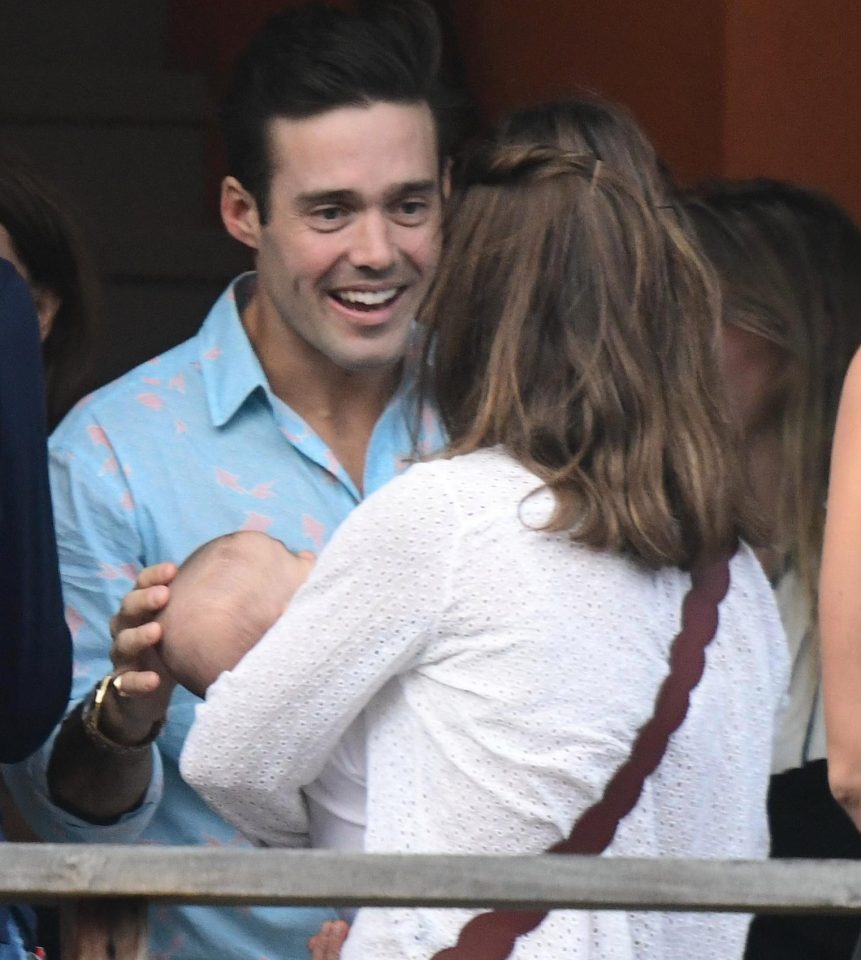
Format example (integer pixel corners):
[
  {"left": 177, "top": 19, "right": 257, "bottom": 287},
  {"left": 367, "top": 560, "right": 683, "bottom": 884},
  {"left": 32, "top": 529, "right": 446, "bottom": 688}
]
[
  {"left": 46, "top": 563, "right": 179, "bottom": 824},
  {"left": 821, "top": 348, "right": 861, "bottom": 829},
  {"left": 2, "top": 407, "right": 173, "bottom": 836},
  {"left": 181, "top": 462, "right": 457, "bottom": 846},
  {"left": 0, "top": 259, "right": 72, "bottom": 762}
]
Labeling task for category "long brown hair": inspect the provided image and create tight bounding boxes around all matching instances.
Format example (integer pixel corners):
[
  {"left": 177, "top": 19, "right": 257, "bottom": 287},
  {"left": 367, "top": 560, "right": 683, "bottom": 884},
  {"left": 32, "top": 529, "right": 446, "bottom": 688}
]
[
  {"left": 688, "top": 179, "right": 861, "bottom": 600},
  {"left": 0, "top": 149, "right": 101, "bottom": 429},
  {"left": 493, "top": 96, "right": 676, "bottom": 210},
  {"left": 420, "top": 143, "right": 754, "bottom": 569}
]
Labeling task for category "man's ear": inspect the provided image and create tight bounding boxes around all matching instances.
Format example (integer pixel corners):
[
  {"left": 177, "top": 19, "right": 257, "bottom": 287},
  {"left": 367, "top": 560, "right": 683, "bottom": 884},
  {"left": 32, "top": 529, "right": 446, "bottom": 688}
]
[{"left": 221, "top": 176, "right": 262, "bottom": 250}]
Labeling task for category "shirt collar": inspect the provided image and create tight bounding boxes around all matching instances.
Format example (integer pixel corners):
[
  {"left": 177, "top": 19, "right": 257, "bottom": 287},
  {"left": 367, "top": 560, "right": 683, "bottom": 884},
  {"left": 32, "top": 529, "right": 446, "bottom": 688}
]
[
  {"left": 199, "top": 273, "right": 270, "bottom": 428},
  {"left": 199, "top": 273, "right": 431, "bottom": 432}
]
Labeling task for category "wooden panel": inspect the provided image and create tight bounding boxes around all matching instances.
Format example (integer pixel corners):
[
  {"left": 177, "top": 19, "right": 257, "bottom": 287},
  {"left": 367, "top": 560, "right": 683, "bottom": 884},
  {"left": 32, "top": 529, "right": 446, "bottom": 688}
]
[
  {"left": 448, "top": 0, "right": 725, "bottom": 184},
  {"left": 3, "top": 844, "right": 861, "bottom": 914},
  {"left": 723, "top": 0, "right": 861, "bottom": 220}
]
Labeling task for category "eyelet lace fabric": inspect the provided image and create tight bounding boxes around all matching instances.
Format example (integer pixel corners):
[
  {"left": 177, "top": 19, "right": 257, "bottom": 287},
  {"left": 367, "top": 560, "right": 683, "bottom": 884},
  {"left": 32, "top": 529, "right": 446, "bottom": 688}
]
[{"left": 182, "top": 447, "right": 789, "bottom": 960}]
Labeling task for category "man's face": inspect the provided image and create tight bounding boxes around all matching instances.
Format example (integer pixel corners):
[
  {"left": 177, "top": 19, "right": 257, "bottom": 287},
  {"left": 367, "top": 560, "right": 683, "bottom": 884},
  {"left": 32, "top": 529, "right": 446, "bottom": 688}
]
[{"left": 248, "top": 101, "right": 444, "bottom": 374}]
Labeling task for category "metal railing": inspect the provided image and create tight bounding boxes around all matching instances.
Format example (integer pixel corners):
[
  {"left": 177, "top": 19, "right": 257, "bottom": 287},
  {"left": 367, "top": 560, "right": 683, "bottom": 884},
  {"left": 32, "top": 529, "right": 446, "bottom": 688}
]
[{"left": 4, "top": 845, "right": 861, "bottom": 959}]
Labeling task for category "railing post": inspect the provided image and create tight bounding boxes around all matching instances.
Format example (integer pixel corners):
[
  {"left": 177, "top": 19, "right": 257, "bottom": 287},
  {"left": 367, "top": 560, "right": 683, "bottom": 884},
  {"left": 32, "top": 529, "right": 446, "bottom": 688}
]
[{"left": 60, "top": 898, "right": 148, "bottom": 960}]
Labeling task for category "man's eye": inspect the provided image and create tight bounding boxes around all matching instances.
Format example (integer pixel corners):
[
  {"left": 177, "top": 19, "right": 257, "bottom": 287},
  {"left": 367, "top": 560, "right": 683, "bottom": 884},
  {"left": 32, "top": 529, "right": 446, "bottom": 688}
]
[
  {"left": 309, "top": 206, "right": 349, "bottom": 230},
  {"left": 394, "top": 199, "right": 430, "bottom": 223}
]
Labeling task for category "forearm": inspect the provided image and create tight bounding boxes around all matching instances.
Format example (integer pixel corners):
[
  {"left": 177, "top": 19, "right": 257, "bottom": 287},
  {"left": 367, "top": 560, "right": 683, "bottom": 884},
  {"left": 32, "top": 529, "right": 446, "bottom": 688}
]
[
  {"left": 821, "top": 349, "right": 861, "bottom": 828},
  {"left": 47, "top": 695, "right": 157, "bottom": 824}
]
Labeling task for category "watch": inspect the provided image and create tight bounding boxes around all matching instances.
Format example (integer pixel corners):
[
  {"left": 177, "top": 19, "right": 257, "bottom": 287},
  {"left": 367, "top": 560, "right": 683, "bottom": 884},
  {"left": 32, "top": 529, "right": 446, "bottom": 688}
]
[{"left": 81, "top": 672, "right": 165, "bottom": 753}]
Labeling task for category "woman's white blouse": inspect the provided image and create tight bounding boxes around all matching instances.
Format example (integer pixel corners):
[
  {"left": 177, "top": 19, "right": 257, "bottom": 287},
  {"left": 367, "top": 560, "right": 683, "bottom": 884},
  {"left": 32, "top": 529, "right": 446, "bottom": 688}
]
[{"left": 182, "top": 448, "right": 788, "bottom": 960}]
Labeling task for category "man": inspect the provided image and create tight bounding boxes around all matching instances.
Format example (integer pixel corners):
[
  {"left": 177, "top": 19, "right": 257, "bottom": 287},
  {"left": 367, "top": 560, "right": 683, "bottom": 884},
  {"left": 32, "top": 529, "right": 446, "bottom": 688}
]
[{"left": 3, "top": 3, "right": 448, "bottom": 957}]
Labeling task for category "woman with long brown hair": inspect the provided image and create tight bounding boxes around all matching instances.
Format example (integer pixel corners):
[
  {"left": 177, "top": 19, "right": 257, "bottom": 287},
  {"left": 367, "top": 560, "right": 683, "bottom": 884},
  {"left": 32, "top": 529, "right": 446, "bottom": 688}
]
[
  {"left": 0, "top": 149, "right": 101, "bottom": 430},
  {"left": 176, "top": 122, "right": 787, "bottom": 958},
  {"left": 687, "top": 181, "right": 861, "bottom": 960}
]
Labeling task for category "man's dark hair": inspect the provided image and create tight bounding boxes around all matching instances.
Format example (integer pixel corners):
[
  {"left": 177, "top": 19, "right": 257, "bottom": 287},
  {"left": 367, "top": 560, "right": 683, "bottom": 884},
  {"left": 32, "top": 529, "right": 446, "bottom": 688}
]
[{"left": 223, "top": 0, "right": 448, "bottom": 223}]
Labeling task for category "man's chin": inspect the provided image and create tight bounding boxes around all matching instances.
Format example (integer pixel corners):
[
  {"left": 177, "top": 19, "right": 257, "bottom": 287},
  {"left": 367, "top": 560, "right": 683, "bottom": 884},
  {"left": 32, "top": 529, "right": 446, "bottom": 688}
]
[
  {"left": 333, "top": 350, "right": 406, "bottom": 375},
  {"left": 327, "top": 329, "right": 413, "bottom": 374}
]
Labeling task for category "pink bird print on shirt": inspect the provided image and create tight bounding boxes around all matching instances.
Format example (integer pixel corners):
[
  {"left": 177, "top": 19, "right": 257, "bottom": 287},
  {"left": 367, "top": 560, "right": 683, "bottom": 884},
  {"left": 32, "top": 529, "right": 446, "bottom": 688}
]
[
  {"left": 175, "top": 419, "right": 188, "bottom": 435},
  {"left": 202, "top": 831, "right": 247, "bottom": 848},
  {"left": 97, "top": 562, "right": 133, "bottom": 580},
  {"left": 137, "top": 393, "right": 165, "bottom": 411},
  {"left": 215, "top": 467, "right": 244, "bottom": 493},
  {"left": 302, "top": 514, "right": 326, "bottom": 551},
  {"left": 120, "top": 490, "right": 135, "bottom": 511},
  {"left": 87, "top": 424, "right": 109, "bottom": 447},
  {"left": 65, "top": 606, "right": 84, "bottom": 638},
  {"left": 168, "top": 373, "right": 186, "bottom": 393},
  {"left": 142, "top": 376, "right": 162, "bottom": 386},
  {"left": 100, "top": 456, "right": 118, "bottom": 475},
  {"left": 248, "top": 481, "right": 275, "bottom": 500},
  {"left": 203, "top": 346, "right": 222, "bottom": 361},
  {"left": 241, "top": 512, "right": 274, "bottom": 533}
]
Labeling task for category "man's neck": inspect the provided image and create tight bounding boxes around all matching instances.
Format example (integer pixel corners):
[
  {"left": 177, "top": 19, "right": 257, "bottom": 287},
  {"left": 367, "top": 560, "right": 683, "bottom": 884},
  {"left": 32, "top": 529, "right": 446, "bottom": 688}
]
[{"left": 241, "top": 290, "right": 401, "bottom": 493}]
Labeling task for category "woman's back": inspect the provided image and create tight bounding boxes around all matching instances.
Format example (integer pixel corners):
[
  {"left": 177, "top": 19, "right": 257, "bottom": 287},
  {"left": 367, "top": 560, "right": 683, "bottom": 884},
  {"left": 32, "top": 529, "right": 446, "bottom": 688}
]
[
  {"left": 339, "top": 449, "right": 788, "bottom": 958},
  {"left": 181, "top": 129, "right": 789, "bottom": 960}
]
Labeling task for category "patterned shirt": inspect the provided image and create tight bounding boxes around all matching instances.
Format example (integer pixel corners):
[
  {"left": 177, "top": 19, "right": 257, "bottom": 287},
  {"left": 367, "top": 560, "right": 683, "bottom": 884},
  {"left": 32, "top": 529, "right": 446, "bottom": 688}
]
[{"left": 3, "top": 273, "right": 442, "bottom": 960}]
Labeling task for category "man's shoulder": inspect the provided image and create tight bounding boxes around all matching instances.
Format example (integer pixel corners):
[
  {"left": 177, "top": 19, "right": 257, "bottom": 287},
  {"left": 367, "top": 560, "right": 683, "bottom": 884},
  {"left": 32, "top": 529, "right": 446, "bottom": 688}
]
[{"left": 52, "top": 333, "right": 206, "bottom": 443}]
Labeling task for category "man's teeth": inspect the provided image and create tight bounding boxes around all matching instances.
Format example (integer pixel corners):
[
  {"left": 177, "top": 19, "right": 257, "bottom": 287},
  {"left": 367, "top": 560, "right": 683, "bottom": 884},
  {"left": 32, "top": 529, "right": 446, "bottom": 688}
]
[{"left": 334, "top": 288, "right": 399, "bottom": 307}]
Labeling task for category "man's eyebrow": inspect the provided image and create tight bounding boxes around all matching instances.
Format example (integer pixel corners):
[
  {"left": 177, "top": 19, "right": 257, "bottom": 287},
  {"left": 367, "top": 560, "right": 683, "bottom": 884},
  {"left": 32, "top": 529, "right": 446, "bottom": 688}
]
[
  {"left": 386, "top": 180, "right": 438, "bottom": 199},
  {"left": 295, "top": 181, "right": 440, "bottom": 210},
  {"left": 295, "top": 189, "right": 360, "bottom": 209}
]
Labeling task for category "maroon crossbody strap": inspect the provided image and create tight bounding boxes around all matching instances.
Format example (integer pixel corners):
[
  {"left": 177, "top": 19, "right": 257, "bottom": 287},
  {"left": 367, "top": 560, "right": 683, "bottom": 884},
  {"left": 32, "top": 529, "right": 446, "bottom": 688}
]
[{"left": 431, "top": 553, "right": 733, "bottom": 960}]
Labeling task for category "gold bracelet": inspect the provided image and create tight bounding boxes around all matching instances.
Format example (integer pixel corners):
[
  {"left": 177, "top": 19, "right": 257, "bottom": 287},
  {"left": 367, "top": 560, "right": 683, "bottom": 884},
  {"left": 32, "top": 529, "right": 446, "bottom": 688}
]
[{"left": 81, "top": 673, "right": 165, "bottom": 754}]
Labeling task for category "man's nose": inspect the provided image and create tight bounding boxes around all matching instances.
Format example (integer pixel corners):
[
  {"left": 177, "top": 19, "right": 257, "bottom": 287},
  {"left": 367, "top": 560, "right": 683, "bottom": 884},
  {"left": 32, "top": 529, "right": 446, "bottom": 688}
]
[{"left": 349, "top": 210, "right": 396, "bottom": 272}]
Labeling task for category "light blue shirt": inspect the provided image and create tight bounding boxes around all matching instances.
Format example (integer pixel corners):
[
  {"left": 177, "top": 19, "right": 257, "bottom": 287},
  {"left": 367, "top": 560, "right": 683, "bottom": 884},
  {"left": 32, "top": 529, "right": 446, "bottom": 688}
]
[{"left": 4, "top": 274, "right": 442, "bottom": 960}]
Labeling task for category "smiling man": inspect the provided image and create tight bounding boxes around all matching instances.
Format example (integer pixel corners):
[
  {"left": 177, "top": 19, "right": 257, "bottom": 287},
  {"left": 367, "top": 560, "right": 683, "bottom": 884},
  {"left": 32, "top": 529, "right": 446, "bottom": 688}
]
[{"left": 2, "top": 4, "right": 448, "bottom": 959}]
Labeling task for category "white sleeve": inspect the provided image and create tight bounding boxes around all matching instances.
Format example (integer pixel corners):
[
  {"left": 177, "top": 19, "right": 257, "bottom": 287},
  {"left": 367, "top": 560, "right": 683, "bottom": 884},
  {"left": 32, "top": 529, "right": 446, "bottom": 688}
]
[{"left": 181, "top": 461, "right": 459, "bottom": 847}]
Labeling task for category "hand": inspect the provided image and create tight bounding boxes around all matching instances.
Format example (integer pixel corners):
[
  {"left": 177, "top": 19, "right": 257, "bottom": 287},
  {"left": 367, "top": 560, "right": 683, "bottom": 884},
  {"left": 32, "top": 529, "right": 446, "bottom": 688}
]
[
  {"left": 308, "top": 919, "right": 349, "bottom": 960},
  {"left": 103, "top": 562, "right": 179, "bottom": 743}
]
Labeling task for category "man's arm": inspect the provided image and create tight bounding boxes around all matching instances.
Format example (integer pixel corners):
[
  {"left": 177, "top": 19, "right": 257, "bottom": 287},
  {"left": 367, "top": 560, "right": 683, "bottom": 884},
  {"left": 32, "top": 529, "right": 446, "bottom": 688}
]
[
  {"left": 821, "top": 349, "right": 861, "bottom": 830},
  {"left": 3, "top": 411, "right": 171, "bottom": 836},
  {"left": 47, "top": 564, "right": 177, "bottom": 823}
]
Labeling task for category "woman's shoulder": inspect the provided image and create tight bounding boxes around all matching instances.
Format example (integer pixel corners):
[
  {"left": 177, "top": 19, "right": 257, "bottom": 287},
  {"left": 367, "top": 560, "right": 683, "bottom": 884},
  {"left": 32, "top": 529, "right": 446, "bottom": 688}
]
[{"left": 411, "top": 447, "right": 542, "bottom": 496}]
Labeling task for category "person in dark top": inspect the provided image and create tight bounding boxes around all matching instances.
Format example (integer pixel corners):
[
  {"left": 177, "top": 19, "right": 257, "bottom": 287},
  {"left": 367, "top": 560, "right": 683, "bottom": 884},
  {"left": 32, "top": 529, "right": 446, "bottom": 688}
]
[{"left": 0, "top": 256, "right": 72, "bottom": 959}]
